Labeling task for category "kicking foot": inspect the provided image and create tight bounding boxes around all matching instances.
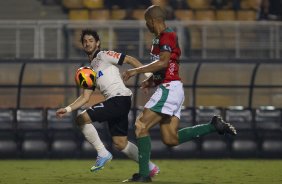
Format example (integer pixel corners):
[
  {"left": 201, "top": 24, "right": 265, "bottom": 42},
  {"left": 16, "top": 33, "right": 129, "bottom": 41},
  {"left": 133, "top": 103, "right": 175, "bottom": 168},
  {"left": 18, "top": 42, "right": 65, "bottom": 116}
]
[
  {"left": 90, "top": 152, "right": 113, "bottom": 172},
  {"left": 211, "top": 115, "right": 237, "bottom": 135},
  {"left": 149, "top": 165, "right": 160, "bottom": 177},
  {"left": 122, "top": 173, "right": 152, "bottom": 183}
]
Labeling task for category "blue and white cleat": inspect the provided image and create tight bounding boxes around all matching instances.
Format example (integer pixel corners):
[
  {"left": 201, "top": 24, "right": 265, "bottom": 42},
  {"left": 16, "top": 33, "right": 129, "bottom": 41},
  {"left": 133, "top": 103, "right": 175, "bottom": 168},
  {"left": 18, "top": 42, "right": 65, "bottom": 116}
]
[{"left": 90, "top": 152, "right": 113, "bottom": 172}]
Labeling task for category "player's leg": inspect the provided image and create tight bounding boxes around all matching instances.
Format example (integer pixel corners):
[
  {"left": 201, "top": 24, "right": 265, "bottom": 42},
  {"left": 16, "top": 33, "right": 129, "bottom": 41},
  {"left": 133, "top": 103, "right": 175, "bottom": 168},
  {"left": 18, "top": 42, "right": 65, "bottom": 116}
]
[
  {"left": 109, "top": 109, "right": 160, "bottom": 177},
  {"left": 84, "top": 99, "right": 131, "bottom": 172},
  {"left": 88, "top": 96, "right": 129, "bottom": 172},
  {"left": 133, "top": 109, "right": 165, "bottom": 180},
  {"left": 178, "top": 115, "right": 238, "bottom": 144},
  {"left": 111, "top": 136, "right": 160, "bottom": 177},
  {"left": 76, "top": 110, "right": 112, "bottom": 172},
  {"left": 120, "top": 138, "right": 160, "bottom": 177},
  {"left": 112, "top": 136, "right": 128, "bottom": 151},
  {"left": 124, "top": 110, "right": 165, "bottom": 182},
  {"left": 160, "top": 115, "right": 219, "bottom": 145},
  {"left": 160, "top": 116, "right": 179, "bottom": 146},
  {"left": 160, "top": 80, "right": 236, "bottom": 146},
  {"left": 125, "top": 83, "right": 178, "bottom": 182},
  {"left": 76, "top": 110, "right": 110, "bottom": 157},
  {"left": 111, "top": 136, "right": 141, "bottom": 163},
  {"left": 160, "top": 115, "right": 237, "bottom": 147}
]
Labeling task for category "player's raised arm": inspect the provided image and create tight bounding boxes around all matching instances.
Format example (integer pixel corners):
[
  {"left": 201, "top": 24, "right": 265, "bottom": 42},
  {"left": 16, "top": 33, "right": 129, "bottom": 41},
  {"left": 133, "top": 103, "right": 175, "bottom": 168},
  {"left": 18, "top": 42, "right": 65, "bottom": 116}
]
[{"left": 56, "top": 89, "right": 93, "bottom": 118}]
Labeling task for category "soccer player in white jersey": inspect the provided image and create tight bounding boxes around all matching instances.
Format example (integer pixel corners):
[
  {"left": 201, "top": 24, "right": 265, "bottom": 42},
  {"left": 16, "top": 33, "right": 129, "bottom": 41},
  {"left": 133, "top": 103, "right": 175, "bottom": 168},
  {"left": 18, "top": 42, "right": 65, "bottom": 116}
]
[{"left": 56, "top": 29, "right": 159, "bottom": 176}]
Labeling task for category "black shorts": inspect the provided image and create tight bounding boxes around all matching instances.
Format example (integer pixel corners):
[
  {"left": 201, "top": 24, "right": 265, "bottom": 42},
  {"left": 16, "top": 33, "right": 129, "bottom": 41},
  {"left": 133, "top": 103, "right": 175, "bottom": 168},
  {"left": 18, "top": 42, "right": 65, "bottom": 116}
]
[{"left": 86, "top": 96, "right": 131, "bottom": 136}]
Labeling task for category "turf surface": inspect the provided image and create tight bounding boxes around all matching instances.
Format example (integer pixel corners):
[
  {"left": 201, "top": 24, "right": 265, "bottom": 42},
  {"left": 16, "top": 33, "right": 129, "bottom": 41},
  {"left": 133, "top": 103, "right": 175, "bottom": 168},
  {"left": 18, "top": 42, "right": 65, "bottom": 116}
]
[{"left": 0, "top": 159, "right": 281, "bottom": 184}]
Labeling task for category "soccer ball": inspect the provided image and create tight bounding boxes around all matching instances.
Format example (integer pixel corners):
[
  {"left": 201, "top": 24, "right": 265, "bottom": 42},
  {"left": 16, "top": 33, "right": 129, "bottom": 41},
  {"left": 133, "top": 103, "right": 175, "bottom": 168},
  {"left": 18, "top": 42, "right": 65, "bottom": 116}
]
[{"left": 75, "top": 66, "right": 97, "bottom": 89}]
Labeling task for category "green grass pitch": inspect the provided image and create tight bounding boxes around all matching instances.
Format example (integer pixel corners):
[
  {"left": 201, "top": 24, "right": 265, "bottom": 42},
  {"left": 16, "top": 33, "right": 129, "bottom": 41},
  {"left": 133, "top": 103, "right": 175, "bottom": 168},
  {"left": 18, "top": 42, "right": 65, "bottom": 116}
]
[{"left": 0, "top": 159, "right": 281, "bottom": 184}]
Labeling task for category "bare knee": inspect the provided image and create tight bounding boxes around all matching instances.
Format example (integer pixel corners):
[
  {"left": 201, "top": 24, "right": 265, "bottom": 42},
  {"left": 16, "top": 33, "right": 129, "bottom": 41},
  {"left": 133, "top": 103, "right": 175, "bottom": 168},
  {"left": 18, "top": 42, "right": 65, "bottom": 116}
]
[
  {"left": 112, "top": 137, "right": 127, "bottom": 151},
  {"left": 135, "top": 117, "right": 149, "bottom": 137},
  {"left": 75, "top": 111, "right": 91, "bottom": 126},
  {"left": 162, "top": 136, "right": 178, "bottom": 147}
]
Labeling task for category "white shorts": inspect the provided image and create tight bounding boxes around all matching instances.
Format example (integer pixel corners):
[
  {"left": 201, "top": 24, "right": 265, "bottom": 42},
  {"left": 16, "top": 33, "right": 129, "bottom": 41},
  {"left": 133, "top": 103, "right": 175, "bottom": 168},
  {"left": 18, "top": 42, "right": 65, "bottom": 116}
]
[{"left": 145, "top": 81, "right": 185, "bottom": 119}]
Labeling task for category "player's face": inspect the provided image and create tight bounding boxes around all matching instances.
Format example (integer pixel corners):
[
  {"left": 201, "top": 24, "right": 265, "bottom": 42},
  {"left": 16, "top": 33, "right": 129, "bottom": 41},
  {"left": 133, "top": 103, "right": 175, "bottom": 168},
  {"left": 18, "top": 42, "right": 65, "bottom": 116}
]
[
  {"left": 82, "top": 35, "right": 98, "bottom": 55},
  {"left": 145, "top": 18, "right": 155, "bottom": 33}
]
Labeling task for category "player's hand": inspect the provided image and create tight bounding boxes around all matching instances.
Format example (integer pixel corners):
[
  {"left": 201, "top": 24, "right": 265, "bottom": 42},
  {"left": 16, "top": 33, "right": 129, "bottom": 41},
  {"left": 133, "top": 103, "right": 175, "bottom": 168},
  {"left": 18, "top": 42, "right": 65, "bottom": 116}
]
[
  {"left": 123, "top": 69, "right": 137, "bottom": 81},
  {"left": 56, "top": 108, "right": 67, "bottom": 118},
  {"left": 140, "top": 80, "right": 150, "bottom": 94}
]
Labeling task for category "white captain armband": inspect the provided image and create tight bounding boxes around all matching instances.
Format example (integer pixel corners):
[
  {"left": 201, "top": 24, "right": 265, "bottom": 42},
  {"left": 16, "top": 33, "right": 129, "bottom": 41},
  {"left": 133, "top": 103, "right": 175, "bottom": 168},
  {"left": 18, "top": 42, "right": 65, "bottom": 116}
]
[{"left": 144, "top": 73, "right": 153, "bottom": 78}]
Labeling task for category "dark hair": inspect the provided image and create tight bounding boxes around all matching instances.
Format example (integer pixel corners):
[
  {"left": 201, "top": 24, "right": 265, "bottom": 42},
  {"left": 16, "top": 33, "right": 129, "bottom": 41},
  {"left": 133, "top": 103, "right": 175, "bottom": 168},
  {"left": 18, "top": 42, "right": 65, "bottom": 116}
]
[{"left": 80, "top": 29, "right": 100, "bottom": 44}]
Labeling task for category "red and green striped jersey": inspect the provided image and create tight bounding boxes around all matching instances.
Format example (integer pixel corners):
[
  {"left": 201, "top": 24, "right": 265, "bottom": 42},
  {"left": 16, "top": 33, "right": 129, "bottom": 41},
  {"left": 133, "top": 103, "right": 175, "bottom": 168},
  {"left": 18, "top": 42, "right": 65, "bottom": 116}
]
[{"left": 150, "top": 27, "right": 181, "bottom": 85}]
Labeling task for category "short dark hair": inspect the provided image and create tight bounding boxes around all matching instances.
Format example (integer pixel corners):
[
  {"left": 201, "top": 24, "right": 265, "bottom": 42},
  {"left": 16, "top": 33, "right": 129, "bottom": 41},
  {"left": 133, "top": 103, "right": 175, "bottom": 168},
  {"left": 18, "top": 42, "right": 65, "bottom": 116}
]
[
  {"left": 80, "top": 29, "right": 100, "bottom": 44},
  {"left": 145, "top": 5, "right": 166, "bottom": 21}
]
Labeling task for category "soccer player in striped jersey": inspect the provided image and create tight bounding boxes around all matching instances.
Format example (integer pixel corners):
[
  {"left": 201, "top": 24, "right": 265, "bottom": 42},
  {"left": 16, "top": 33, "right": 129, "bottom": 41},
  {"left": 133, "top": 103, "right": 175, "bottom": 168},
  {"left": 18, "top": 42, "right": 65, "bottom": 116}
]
[
  {"left": 122, "top": 5, "right": 237, "bottom": 182},
  {"left": 56, "top": 29, "right": 159, "bottom": 176}
]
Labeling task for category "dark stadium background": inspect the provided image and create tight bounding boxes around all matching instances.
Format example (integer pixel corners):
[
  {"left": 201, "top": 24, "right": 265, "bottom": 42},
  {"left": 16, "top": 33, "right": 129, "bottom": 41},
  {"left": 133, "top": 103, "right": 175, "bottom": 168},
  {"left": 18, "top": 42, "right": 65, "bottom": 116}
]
[{"left": 0, "top": 0, "right": 282, "bottom": 171}]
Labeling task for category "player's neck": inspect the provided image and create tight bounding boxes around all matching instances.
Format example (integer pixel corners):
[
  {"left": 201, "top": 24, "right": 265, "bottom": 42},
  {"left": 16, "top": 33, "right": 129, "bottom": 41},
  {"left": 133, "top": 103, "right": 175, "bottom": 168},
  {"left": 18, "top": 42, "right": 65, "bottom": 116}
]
[
  {"left": 155, "top": 23, "right": 167, "bottom": 36},
  {"left": 88, "top": 49, "right": 99, "bottom": 61},
  {"left": 88, "top": 53, "right": 94, "bottom": 62}
]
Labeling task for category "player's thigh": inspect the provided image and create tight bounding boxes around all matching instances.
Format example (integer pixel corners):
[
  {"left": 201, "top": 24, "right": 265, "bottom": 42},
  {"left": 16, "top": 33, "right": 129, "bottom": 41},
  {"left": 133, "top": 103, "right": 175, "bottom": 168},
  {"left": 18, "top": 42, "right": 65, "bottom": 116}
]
[
  {"left": 138, "top": 108, "right": 168, "bottom": 130},
  {"left": 160, "top": 116, "right": 180, "bottom": 146},
  {"left": 86, "top": 96, "right": 131, "bottom": 122},
  {"left": 108, "top": 115, "right": 129, "bottom": 137},
  {"left": 76, "top": 110, "right": 92, "bottom": 125},
  {"left": 86, "top": 102, "right": 110, "bottom": 122},
  {"left": 109, "top": 115, "right": 129, "bottom": 150}
]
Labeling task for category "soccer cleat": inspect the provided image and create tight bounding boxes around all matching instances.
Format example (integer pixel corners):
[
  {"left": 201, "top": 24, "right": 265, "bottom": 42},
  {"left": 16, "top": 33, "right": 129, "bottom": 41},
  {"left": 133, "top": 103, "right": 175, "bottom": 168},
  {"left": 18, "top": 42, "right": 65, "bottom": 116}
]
[
  {"left": 149, "top": 165, "right": 160, "bottom": 177},
  {"left": 122, "top": 173, "right": 152, "bottom": 183},
  {"left": 90, "top": 152, "right": 113, "bottom": 172},
  {"left": 211, "top": 115, "right": 237, "bottom": 136}
]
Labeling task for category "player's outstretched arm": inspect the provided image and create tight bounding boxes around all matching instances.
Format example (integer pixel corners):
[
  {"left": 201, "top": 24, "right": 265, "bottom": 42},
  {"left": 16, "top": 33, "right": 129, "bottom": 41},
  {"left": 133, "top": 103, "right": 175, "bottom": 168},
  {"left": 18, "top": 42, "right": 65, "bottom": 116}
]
[
  {"left": 123, "top": 55, "right": 153, "bottom": 78},
  {"left": 122, "top": 51, "right": 170, "bottom": 81},
  {"left": 123, "top": 55, "right": 143, "bottom": 68},
  {"left": 56, "top": 89, "right": 93, "bottom": 118}
]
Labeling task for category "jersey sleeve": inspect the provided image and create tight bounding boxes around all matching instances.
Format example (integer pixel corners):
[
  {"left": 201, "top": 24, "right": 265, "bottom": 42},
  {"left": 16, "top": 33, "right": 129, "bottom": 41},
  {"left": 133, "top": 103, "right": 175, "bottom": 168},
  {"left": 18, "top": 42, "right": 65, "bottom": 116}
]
[
  {"left": 159, "top": 33, "right": 175, "bottom": 53},
  {"left": 99, "top": 50, "right": 126, "bottom": 65}
]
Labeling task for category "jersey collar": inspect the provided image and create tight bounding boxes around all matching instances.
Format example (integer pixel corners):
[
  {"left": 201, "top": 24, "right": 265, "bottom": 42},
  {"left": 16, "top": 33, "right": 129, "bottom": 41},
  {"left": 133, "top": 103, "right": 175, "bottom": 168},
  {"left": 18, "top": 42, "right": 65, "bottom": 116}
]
[{"left": 92, "top": 49, "right": 100, "bottom": 59}]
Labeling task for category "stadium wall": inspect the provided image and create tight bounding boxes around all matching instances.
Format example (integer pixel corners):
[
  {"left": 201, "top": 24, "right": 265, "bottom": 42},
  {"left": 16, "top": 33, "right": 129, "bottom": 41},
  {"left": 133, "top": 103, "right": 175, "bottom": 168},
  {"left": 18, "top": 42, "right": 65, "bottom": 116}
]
[
  {"left": 0, "top": 59, "right": 281, "bottom": 159},
  {"left": 1, "top": 59, "right": 282, "bottom": 109}
]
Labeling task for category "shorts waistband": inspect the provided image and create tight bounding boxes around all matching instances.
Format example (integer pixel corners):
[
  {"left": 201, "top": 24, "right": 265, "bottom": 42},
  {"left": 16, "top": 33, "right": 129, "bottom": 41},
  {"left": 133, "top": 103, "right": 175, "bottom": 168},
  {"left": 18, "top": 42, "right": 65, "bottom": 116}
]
[{"left": 161, "top": 81, "right": 182, "bottom": 87}]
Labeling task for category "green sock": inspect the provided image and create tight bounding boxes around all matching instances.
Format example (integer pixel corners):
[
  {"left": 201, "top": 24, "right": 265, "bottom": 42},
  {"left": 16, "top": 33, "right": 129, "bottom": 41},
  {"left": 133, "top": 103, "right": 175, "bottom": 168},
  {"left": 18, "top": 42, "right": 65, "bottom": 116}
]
[
  {"left": 178, "top": 123, "right": 216, "bottom": 144},
  {"left": 137, "top": 136, "right": 151, "bottom": 177}
]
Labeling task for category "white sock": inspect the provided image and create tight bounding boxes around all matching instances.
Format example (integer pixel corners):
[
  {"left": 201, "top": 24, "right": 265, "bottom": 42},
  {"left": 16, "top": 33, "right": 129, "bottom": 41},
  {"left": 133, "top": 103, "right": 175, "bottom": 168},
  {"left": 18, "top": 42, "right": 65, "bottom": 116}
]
[
  {"left": 80, "top": 123, "right": 109, "bottom": 157},
  {"left": 121, "top": 141, "right": 155, "bottom": 171}
]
